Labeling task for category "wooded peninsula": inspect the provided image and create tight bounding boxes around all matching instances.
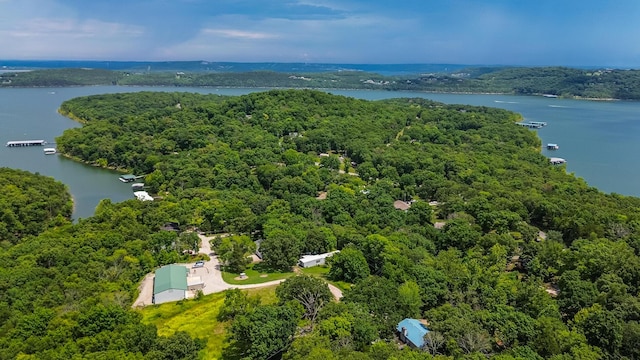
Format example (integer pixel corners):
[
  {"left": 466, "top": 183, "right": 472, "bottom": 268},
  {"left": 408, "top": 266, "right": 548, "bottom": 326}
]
[
  {"left": 2, "top": 65, "right": 640, "bottom": 100},
  {"left": 2, "top": 89, "right": 640, "bottom": 359}
]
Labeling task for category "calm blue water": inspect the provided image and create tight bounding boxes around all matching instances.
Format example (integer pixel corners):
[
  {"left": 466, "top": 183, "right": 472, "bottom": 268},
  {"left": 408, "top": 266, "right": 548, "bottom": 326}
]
[{"left": 1, "top": 86, "right": 639, "bottom": 220}]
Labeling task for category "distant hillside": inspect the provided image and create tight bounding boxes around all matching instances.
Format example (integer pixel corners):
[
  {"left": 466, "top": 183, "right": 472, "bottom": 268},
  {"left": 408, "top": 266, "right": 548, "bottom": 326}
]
[
  {"left": 0, "top": 60, "right": 469, "bottom": 75},
  {"left": 2, "top": 64, "right": 640, "bottom": 99}
]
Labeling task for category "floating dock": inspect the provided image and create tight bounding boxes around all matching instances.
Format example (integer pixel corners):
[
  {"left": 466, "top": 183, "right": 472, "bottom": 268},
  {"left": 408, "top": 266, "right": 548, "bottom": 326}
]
[
  {"left": 516, "top": 122, "right": 543, "bottom": 129},
  {"left": 6, "top": 140, "right": 46, "bottom": 147},
  {"left": 547, "top": 143, "right": 559, "bottom": 150},
  {"left": 550, "top": 157, "right": 566, "bottom": 165},
  {"left": 119, "top": 174, "right": 145, "bottom": 183}
]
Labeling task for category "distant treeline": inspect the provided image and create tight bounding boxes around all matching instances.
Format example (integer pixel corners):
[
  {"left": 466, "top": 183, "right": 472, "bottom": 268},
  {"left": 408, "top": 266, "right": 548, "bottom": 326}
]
[{"left": 2, "top": 66, "right": 640, "bottom": 99}]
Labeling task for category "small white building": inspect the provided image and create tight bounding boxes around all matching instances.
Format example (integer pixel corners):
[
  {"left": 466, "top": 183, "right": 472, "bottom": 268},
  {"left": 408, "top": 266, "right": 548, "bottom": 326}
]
[
  {"left": 187, "top": 276, "right": 205, "bottom": 291},
  {"left": 298, "top": 251, "right": 339, "bottom": 268}
]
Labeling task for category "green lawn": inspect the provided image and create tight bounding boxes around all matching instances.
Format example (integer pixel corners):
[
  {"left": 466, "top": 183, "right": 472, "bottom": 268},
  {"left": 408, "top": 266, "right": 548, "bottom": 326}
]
[
  {"left": 300, "top": 265, "right": 330, "bottom": 276},
  {"left": 139, "top": 286, "right": 278, "bottom": 360},
  {"left": 221, "top": 262, "right": 294, "bottom": 285},
  {"left": 329, "top": 280, "right": 353, "bottom": 292},
  {"left": 300, "top": 265, "right": 352, "bottom": 292}
]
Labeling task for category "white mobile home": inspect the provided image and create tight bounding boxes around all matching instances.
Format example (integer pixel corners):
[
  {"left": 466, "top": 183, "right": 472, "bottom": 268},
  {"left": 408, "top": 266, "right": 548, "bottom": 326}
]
[{"left": 298, "top": 251, "right": 339, "bottom": 268}]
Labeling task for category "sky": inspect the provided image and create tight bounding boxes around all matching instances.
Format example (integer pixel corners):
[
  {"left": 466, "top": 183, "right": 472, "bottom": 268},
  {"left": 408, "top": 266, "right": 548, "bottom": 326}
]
[{"left": 1, "top": 0, "right": 639, "bottom": 67}]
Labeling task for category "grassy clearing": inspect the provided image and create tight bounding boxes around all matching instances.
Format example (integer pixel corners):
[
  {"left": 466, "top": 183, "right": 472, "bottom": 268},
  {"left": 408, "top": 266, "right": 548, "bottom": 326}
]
[
  {"left": 300, "top": 265, "right": 330, "bottom": 276},
  {"left": 329, "top": 280, "right": 352, "bottom": 292},
  {"left": 221, "top": 262, "right": 294, "bottom": 285},
  {"left": 140, "top": 292, "right": 227, "bottom": 359},
  {"left": 139, "top": 285, "right": 279, "bottom": 360},
  {"left": 300, "top": 265, "right": 352, "bottom": 291}
]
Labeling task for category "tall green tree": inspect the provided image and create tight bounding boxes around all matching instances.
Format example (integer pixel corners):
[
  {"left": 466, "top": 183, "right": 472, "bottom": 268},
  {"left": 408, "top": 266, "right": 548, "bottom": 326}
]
[
  {"left": 327, "top": 245, "right": 370, "bottom": 283},
  {"left": 229, "top": 304, "right": 299, "bottom": 360},
  {"left": 259, "top": 229, "right": 303, "bottom": 271},
  {"left": 215, "top": 235, "right": 256, "bottom": 273},
  {"left": 276, "top": 275, "right": 333, "bottom": 323}
]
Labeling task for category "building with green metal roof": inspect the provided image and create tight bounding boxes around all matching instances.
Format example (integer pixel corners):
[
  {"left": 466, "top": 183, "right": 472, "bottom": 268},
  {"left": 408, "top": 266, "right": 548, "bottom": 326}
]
[{"left": 153, "top": 264, "right": 188, "bottom": 304}]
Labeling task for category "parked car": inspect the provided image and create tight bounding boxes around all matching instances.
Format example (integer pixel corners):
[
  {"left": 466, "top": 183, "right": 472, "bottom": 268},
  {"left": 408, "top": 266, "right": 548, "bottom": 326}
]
[{"left": 193, "top": 261, "right": 205, "bottom": 268}]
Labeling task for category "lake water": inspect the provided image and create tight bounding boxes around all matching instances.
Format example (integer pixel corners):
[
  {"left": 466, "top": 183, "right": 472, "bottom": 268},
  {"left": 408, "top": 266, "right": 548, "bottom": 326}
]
[{"left": 1, "top": 86, "right": 639, "bottom": 220}]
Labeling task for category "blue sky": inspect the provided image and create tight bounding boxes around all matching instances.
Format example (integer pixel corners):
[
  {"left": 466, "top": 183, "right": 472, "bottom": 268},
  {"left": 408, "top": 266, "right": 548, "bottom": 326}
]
[{"left": 1, "top": 0, "right": 639, "bottom": 66}]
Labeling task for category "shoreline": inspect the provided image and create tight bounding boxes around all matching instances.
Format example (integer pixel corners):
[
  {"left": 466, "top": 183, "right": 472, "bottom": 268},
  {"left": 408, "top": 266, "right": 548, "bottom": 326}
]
[
  {"left": 1, "top": 83, "right": 628, "bottom": 102},
  {"left": 42, "top": 87, "right": 640, "bottom": 202},
  {"left": 57, "top": 151, "right": 131, "bottom": 173}
]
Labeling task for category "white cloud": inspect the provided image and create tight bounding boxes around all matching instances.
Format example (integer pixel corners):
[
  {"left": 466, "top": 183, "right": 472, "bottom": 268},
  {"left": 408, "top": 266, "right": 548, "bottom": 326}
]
[
  {"left": 202, "top": 29, "right": 277, "bottom": 40},
  {"left": 0, "top": 0, "right": 149, "bottom": 59},
  {"left": 153, "top": 13, "right": 416, "bottom": 62},
  {"left": 5, "top": 18, "right": 143, "bottom": 38},
  {"left": 294, "top": 0, "right": 350, "bottom": 12},
  {"left": 0, "top": 16, "right": 146, "bottom": 59}
]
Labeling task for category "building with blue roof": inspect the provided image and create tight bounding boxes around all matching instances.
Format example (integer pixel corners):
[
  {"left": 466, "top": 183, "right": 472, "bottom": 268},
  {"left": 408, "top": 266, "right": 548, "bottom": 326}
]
[{"left": 397, "top": 318, "right": 430, "bottom": 348}]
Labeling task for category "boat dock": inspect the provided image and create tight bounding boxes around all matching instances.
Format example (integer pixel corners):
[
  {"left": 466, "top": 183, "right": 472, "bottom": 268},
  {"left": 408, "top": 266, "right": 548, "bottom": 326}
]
[
  {"left": 119, "top": 174, "right": 145, "bottom": 183},
  {"left": 516, "top": 122, "right": 544, "bottom": 129},
  {"left": 6, "top": 140, "right": 46, "bottom": 147},
  {"left": 547, "top": 143, "right": 559, "bottom": 150},
  {"left": 550, "top": 157, "right": 566, "bottom": 165}
]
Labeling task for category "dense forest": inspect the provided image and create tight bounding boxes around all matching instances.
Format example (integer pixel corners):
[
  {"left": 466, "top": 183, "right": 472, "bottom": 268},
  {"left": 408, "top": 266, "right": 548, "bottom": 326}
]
[
  {"left": 3, "top": 66, "right": 640, "bottom": 99},
  {"left": 0, "top": 168, "right": 72, "bottom": 242},
  {"left": 9, "top": 89, "right": 631, "bottom": 359},
  {"left": 0, "top": 170, "right": 207, "bottom": 359}
]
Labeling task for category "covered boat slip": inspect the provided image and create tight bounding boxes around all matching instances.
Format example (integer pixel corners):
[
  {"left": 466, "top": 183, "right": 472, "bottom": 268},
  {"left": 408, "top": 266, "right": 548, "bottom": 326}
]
[
  {"left": 6, "top": 140, "right": 46, "bottom": 147},
  {"left": 119, "top": 174, "right": 145, "bottom": 183},
  {"left": 119, "top": 174, "right": 137, "bottom": 182}
]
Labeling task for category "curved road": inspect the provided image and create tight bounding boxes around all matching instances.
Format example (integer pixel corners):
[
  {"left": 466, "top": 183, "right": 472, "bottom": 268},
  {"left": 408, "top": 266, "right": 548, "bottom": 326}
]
[{"left": 133, "top": 234, "right": 342, "bottom": 308}]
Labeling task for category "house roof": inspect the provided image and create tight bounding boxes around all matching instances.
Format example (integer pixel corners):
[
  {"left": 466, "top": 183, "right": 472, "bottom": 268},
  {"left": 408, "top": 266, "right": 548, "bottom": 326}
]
[
  {"left": 154, "top": 265, "right": 188, "bottom": 294},
  {"left": 299, "top": 251, "right": 340, "bottom": 264},
  {"left": 397, "top": 318, "right": 429, "bottom": 348},
  {"left": 161, "top": 222, "right": 180, "bottom": 231},
  {"left": 187, "top": 276, "right": 204, "bottom": 287},
  {"left": 393, "top": 200, "right": 411, "bottom": 211}
]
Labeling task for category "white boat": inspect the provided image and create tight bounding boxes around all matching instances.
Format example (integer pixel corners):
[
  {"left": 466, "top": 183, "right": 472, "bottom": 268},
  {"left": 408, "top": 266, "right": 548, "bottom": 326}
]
[
  {"left": 133, "top": 191, "right": 154, "bottom": 201},
  {"left": 43, "top": 148, "right": 56, "bottom": 155}
]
